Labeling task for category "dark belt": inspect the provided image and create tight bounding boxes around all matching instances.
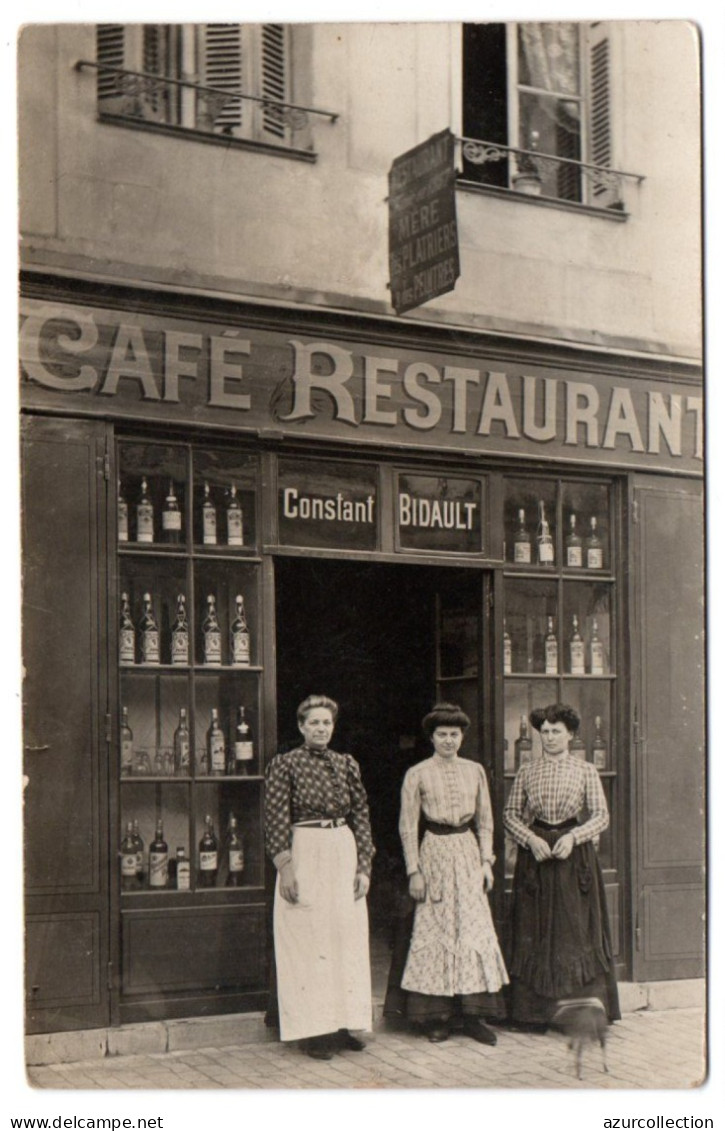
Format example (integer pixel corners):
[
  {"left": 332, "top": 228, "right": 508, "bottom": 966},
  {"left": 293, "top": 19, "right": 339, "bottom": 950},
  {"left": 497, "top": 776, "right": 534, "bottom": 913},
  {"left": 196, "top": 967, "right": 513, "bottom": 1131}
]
[
  {"left": 422, "top": 817, "right": 475, "bottom": 837},
  {"left": 294, "top": 817, "right": 348, "bottom": 829},
  {"left": 532, "top": 817, "right": 578, "bottom": 832}
]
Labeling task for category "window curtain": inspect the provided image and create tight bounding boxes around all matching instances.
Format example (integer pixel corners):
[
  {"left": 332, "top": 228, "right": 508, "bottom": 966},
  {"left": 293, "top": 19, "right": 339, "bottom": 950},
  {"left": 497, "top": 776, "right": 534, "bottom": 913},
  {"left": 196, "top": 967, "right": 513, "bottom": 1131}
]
[{"left": 518, "top": 23, "right": 580, "bottom": 133}]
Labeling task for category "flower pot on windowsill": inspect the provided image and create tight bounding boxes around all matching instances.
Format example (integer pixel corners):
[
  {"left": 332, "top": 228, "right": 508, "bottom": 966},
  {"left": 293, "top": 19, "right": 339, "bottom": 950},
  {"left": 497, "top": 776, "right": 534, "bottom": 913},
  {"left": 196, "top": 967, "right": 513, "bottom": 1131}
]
[{"left": 512, "top": 171, "right": 543, "bottom": 196}]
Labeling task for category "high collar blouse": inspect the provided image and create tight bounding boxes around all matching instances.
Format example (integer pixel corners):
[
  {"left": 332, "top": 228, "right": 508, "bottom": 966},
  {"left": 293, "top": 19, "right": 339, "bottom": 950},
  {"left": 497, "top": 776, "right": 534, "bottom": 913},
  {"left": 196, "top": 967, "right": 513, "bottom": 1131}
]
[{"left": 503, "top": 751, "right": 609, "bottom": 848}]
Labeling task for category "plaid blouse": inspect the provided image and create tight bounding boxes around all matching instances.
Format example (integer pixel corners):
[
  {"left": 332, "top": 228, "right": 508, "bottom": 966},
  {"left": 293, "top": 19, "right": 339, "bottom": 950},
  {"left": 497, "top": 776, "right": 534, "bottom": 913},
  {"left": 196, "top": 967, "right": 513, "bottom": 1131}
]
[
  {"left": 264, "top": 744, "right": 375, "bottom": 876},
  {"left": 399, "top": 754, "right": 495, "bottom": 876},
  {"left": 504, "top": 752, "right": 609, "bottom": 848}
]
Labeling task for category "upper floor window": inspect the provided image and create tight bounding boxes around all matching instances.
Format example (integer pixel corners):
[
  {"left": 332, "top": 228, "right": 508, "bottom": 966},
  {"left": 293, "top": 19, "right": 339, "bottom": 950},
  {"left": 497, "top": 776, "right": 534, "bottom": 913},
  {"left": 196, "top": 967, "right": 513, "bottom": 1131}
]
[
  {"left": 461, "top": 22, "right": 627, "bottom": 208},
  {"left": 94, "top": 24, "right": 327, "bottom": 153}
]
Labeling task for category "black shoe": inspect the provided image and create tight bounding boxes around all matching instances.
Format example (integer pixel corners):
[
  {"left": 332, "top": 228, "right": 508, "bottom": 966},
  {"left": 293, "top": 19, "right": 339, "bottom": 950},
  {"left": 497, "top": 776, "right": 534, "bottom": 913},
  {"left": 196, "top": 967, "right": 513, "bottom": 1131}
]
[
  {"left": 463, "top": 1017, "right": 498, "bottom": 1046},
  {"left": 306, "top": 1035, "right": 334, "bottom": 1060},
  {"left": 337, "top": 1028, "right": 366, "bottom": 1051},
  {"left": 426, "top": 1025, "right": 450, "bottom": 1043}
]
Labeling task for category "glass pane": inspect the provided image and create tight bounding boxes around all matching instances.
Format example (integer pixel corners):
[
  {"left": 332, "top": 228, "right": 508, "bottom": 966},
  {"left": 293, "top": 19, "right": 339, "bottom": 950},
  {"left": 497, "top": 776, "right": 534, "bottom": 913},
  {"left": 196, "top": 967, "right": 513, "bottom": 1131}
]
[
  {"left": 562, "top": 682, "right": 612, "bottom": 769},
  {"left": 120, "top": 671, "right": 189, "bottom": 778},
  {"left": 277, "top": 457, "right": 379, "bottom": 551},
  {"left": 193, "top": 672, "right": 260, "bottom": 778},
  {"left": 517, "top": 23, "right": 581, "bottom": 95},
  {"left": 193, "top": 449, "right": 258, "bottom": 550},
  {"left": 562, "top": 582, "right": 613, "bottom": 675},
  {"left": 120, "top": 782, "right": 189, "bottom": 891},
  {"left": 119, "top": 560, "right": 188, "bottom": 668},
  {"left": 194, "top": 782, "right": 263, "bottom": 888},
  {"left": 504, "top": 578, "right": 558, "bottom": 673},
  {"left": 194, "top": 561, "right": 259, "bottom": 668},
  {"left": 118, "top": 443, "right": 187, "bottom": 547},
  {"left": 562, "top": 482, "right": 611, "bottom": 571},
  {"left": 595, "top": 776, "right": 615, "bottom": 870},
  {"left": 504, "top": 678, "right": 558, "bottom": 773},
  {"left": 397, "top": 473, "right": 483, "bottom": 553},
  {"left": 504, "top": 478, "right": 557, "bottom": 568}
]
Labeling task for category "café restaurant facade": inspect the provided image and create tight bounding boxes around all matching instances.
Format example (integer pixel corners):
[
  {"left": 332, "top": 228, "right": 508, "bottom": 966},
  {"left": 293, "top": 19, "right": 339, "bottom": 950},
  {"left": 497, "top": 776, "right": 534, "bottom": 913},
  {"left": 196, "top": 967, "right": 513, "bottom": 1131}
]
[{"left": 20, "top": 274, "right": 704, "bottom": 1034}]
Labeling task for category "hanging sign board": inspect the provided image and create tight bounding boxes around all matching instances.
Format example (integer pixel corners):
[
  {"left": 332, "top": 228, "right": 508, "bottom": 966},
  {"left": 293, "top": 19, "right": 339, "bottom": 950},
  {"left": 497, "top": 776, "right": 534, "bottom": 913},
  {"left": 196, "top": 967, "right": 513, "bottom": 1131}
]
[{"left": 388, "top": 129, "right": 460, "bottom": 315}]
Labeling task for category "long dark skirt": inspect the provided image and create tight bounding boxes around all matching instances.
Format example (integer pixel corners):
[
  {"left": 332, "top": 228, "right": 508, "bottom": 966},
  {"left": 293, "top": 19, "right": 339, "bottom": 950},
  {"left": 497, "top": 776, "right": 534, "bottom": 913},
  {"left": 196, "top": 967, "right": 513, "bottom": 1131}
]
[{"left": 508, "top": 824, "right": 620, "bottom": 1025}]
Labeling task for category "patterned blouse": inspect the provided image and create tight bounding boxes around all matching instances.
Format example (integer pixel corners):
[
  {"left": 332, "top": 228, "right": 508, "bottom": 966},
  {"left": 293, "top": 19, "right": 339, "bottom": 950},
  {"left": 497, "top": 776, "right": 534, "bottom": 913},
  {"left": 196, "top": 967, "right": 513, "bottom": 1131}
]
[
  {"left": 399, "top": 754, "right": 495, "bottom": 876},
  {"left": 264, "top": 744, "right": 375, "bottom": 876},
  {"left": 504, "top": 752, "right": 609, "bottom": 848}
]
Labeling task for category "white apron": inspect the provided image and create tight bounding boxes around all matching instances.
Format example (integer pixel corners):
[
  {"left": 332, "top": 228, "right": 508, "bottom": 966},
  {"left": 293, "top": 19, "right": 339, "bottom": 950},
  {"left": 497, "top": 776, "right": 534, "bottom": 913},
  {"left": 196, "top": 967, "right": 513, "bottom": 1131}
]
[{"left": 274, "top": 824, "right": 372, "bottom": 1041}]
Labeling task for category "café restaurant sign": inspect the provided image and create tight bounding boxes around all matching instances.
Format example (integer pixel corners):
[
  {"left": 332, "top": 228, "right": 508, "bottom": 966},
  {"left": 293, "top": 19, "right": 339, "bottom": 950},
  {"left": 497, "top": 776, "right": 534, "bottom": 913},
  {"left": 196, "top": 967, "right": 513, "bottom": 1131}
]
[{"left": 19, "top": 299, "right": 703, "bottom": 474}]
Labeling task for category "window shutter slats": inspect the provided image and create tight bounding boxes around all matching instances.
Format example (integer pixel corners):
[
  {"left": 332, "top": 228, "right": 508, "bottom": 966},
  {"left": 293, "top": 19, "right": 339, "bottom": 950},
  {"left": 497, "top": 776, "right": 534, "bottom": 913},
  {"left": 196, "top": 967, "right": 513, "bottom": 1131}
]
[
  {"left": 587, "top": 24, "right": 616, "bottom": 205},
  {"left": 202, "top": 24, "right": 244, "bottom": 133},
  {"left": 96, "top": 25, "right": 125, "bottom": 101},
  {"left": 261, "top": 24, "right": 288, "bottom": 139}
]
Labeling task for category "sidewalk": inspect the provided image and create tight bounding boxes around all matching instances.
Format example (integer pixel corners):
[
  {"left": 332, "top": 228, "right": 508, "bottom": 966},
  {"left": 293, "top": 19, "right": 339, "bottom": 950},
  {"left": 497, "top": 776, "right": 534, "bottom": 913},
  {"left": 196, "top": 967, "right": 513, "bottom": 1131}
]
[{"left": 27, "top": 1006, "right": 706, "bottom": 1090}]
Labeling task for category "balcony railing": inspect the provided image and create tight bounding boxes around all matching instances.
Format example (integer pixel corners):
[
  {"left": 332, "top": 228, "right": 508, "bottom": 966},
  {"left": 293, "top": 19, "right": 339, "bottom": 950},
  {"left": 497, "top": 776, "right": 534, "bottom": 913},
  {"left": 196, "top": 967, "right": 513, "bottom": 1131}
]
[
  {"left": 458, "top": 135, "right": 645, "bottom": 211},
  {"left": 75, "top": 59, "right": 338, "bottom": 149}
]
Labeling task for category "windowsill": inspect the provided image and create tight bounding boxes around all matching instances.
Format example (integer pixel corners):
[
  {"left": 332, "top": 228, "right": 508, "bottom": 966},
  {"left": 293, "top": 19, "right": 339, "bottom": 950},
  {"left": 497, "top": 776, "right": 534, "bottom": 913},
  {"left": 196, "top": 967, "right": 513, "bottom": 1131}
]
[
  {"left": 97, "top": 112, "right": 318, "bottom": 163},
  {"left": 456, "top": 176, "right": 629, "bottom": 220}
]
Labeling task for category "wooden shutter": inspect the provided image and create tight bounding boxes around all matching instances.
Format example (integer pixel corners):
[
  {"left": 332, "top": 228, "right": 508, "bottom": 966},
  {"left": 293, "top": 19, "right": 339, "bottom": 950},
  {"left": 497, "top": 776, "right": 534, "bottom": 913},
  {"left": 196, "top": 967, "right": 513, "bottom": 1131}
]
[
  {"left": 96, "top": 24, "right": 125, "bottom": 104},
  {"left": 260, "top": 24, "right": 289, "bottom": 141},
  {"left": 586, "top": 23, "right": 618, "bottom": 206},
  {"left": 201, "top": 24, "right": 244, "bottom": 135}
]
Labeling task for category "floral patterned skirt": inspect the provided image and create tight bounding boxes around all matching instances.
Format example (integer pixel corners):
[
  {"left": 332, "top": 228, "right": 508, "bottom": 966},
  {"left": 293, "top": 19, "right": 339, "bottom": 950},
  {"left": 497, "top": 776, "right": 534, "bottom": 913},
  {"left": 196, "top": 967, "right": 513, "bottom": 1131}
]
[{"left": 401, "top": 830, "right": 509, "bottom": 997}]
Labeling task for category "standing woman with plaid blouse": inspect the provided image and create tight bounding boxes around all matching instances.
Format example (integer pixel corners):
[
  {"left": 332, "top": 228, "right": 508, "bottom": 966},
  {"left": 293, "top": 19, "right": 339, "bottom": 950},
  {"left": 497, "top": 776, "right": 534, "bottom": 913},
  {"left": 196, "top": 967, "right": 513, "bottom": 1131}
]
[
  {"left": 264, "top": 695, "right": 374, "bottom": 1060},
  {"left": 504, "top": 703, "right": 620, "bottom": 1027}
]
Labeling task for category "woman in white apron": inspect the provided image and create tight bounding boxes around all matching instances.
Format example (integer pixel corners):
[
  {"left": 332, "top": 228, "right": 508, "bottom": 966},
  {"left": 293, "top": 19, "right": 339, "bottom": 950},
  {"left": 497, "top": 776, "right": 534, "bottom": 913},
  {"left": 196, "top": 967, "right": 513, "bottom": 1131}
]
[{"left": 264, "top": 695, "right": 374, "bottom": 1059}]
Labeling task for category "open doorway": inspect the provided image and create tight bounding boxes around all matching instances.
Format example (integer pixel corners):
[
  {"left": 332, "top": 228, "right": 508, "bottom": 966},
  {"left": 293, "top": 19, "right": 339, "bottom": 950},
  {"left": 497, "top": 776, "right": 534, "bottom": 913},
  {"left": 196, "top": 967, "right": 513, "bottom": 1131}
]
[{"left": 273, "top": 556, "right": 486, "bottom": 932}]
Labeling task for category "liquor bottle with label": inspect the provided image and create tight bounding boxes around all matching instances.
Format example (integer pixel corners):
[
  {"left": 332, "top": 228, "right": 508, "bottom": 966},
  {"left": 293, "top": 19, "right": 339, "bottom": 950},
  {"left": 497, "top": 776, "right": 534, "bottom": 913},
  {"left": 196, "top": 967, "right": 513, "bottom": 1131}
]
[
  {"left": 230, "top": 595, "right": 251, "bottom": 667},
  {"left": 514, "top": 715, "right": 533, "bottom": 769},
  {"left": 569, "top": 614, "right": 585, "bottom": 675},
  {"left": 119, "top": 592, "right": 135, "bottom": 665},
  {"left": 202, "top": 595, "right": 222, "bottom": 666},
  {"left": 207, "top": 707, "right": 226, "bottom": 776},
  {"left": 171, "top": 594, "right": 189, "bottom": 666},
  {"left": 120, "top": 706, "right": 134, "bottom": 777},
  {"left": 175, "top": 847, "right": 191, "bottom": 891},
  {"left": 162, "top": 479, "right": 182, "bottom": 544},
  {"left": 132, "top": 819, "right": 144, "bottom": 885},
  {"left": 565, "top": 513, "right": 583, "bottom": 568},
  {"left": 202, "top": 481, "right": 217, "bottom": 545},
  {"left": 502, "top": 618, "right": 512, "bottom": 674},
  {"left": 544, "top": 616, "right": 558, "bottom": 674},
  {"left": 136, "top": 476, "right": 154, "bottom": 544},
  {"left": 234, "top": 706, "right": 254, "bottom": 774},
  {"left": 592, "top": 716, "right": 608, "bottom": 770},
  {"left": 139, "top": 592, "right": 161, "bottom": 665},
  {"left": 536, "top": 500, "right": 555, "bottom": 567},
  {"left": 120, "top": 821, "right": 137, "bottom": 891},
  {"left": 149, "top": 818, "right": 169, "bottom": 889},
  {"left": 118, "top": 480, "right": 129, "bottom": 543},
  {"left": 586, "top": 516, "right": 604, "bottom": 570},
  {"left": 590, "top": 618, "right": 605, "bottom": 675},
  {"left": 173, "top": 707, "right": 191, "bottom": 776},
  {"left": 199, "top": 814, "right": 219, "bottom": 888},
  {"left": 226, "top": 815, "right": 245, "bottom": 887},
  {"left": 512, "top": 508, "right": 532, "bottom": 564},
  {"left": 226, "top": 485, "right": 244, "bottom": 547},
  {"left": 570, "top": 730, "right": 587, "bottom": 759}
]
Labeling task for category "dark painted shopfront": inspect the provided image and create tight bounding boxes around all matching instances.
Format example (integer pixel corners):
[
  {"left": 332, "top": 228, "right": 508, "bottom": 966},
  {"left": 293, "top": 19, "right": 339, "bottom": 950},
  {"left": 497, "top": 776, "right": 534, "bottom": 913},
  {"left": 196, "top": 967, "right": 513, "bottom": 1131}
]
[{"left": 20, "top": 277, "right": 705, "bottom": 1034}]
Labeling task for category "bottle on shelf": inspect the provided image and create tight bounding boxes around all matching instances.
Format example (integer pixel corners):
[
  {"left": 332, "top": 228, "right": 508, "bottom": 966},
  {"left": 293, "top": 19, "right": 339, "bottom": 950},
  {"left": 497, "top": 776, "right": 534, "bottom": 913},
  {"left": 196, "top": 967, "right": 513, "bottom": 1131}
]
[
  {"left": 565, "top": 513, "right": 582, "bottom": 568},
  {"left": 162, "top": 479, "right": 182, "bottom": 544},
  {"left": 120, "top": 821, "right": 137, "bottom": 891},
  {"left": 132, "top": 819, "right": 144, "bottom": 885},
  {"left": 586, "top": 516, "right": 604, "bottom": 570},
  {"left": 171, "top": 594, "right": 190, "bottom": 666},
  {"left": 590, "top": 618, "right": 605, "bottom": 675},
  {"left": 544, "top": 616, "right": 558, "bottom": 674},
  {"left": 119, "top": 592, "right": 135, "bottom": 665},
  {"left": 175, "top": 847, "right": 191, "bottom": 891},
  {"left": 569, "top": 614, "right": 585, "bottom": 675},
  {"left": 207, "top": 707, "right": 226, "bottom": 776},
  {"left": 120, "top": 706, "right": 134, "bottom": 777},
  {"left": 139, "top": 592, "right": 161, "bottom": 665},
  {"left": 536, "top": 499, "right": 555, "bottom": 567},
  {"left": 514, "top": 715, "right": 533, "bottom": 769},
  {"left": 230, "top": 595, "right": 251, "bottom": 667},
  {"left": 136, "top": 476, "right": 154, "bottom": 544},
  {"left": 502, "top": 618, "right": 512, "bottom": 674},
  {"left": 199, "top": 814, "right": 219, "bottom": 888},
  {"left": 592, "top": 716, "right": 608, "bottom": 770},
  {"left": 227, "top": 815, "right": 245, "bottom": 887},
  {"left": 226, "top": 485, "right": 244, "bottom": 547},
  {"left": 570, "top": 730, "right": 587, "bottom": 759},
  {"left": 512, "top": 508, "right": 532, "bottom": 564},
  {"left": 202, "top": 594, "right": 222, "bottom": 666},
  {"left": 149, "top": 818, "right": 169, "bottom": 889},
  {"left": 118, "top": 480, "right": 129, "bottom": 543},
  {"left": 202, "top": 481, "right": 217, "bottom": 545},
  {"left": 234, "top": 706, "right": 254, "bottom": 774},
  {"left": 173, "top": 707, "right": 191, "bottom": 776}
]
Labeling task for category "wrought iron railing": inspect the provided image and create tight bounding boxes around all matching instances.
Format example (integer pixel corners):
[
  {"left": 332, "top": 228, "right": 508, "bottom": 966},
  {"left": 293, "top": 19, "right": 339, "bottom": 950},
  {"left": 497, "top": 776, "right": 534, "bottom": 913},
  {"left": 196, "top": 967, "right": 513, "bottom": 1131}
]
[
  {"left": 458, "top": 135, "right": 644, "bottom": 210},
  {"left": 75, "top": 59, "right": 339, "bottom": 144}
]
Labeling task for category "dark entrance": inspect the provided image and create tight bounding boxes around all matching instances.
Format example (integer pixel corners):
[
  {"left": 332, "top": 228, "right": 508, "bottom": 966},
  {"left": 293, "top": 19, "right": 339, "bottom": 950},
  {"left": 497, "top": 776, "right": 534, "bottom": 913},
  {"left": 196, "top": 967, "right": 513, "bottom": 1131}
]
[{"left": 273, "top": 556, "right": 487, "bottom": 929}]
